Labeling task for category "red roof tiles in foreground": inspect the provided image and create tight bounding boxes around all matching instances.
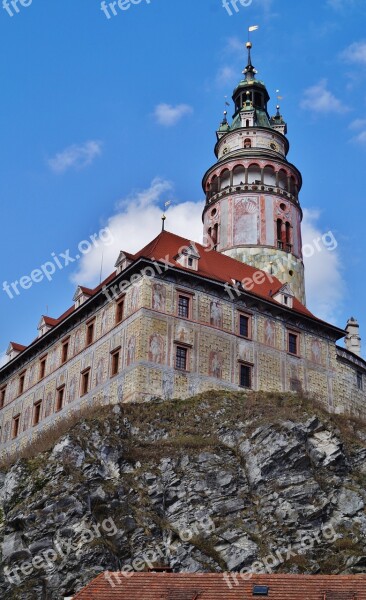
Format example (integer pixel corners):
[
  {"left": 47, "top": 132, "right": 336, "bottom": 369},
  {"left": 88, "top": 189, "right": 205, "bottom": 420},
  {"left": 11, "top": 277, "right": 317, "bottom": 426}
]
[{"left": 72, "top": 572, "right": 366, "bottom": 600}]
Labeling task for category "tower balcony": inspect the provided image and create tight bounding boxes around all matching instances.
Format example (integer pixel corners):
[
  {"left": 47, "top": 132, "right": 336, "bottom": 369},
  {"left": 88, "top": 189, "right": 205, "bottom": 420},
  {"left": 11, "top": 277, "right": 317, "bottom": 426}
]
[{"left": 205, "top": 183, "right": 299, "bottom": 206}]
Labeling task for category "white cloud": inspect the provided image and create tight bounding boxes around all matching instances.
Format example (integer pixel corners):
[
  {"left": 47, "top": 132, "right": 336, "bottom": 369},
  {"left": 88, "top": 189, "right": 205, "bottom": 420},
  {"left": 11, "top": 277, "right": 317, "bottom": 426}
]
[
  {"left": 302, "top": 209, "right": 344, "bottom": 323},
  {"left": 349, "top": 118, "right": 366, "bottom": 130},
  {"left": 300, "top": 79, "right": 346, "bottom": 114},
  {"left": 72, "top": 182, "right": 344, "bottom": 324},
  {"left": 341, "top": 41, "right": 366, "bottom": 64},
  {"left": 48, "top": 140, "right": 102, "bottom": 173},
  {"left": 215, "top": 66, "right": 237, "bottom": 87},
  {"left": 153, "top": 104, "right": 193, "bottom": 127},
  {"left": 348, "top": 119, "right": 366, "bottom": 143},
  {"left": 72, "top": 178, "right": 204, "bottom": 286}
]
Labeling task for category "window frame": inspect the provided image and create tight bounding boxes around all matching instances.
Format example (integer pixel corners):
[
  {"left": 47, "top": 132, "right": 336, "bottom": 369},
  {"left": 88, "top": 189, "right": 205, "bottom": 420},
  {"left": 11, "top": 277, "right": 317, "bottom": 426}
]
[
  {"left": 56, "top": 385, "right": 65, "bottom": 412},
  {"left": 0, "top": 385, "right": 6, "bottom": 409},
  {"left": 239, "top": 362, "right": 253, "bottom": 389},
  {"left": 115, "top": 297, "right": 124, "bottom": 325},
  {"left": 357, "top": 371, "right": 363, "bottom": 391},
  {"left": 86, "top": 319, "right": 95, "bottom": 347},
  {"left": 33, "top": 400, "right": 42, "bottom": 426},
  {"left": 177, "top": 294, "right": 191, "bottom": 319},
  {"left": 238, "top": 312, "right": 252, "bottom": 339},
  {"left": 18, "top": 371, "right": 26, "bottom": 396},
  {"left": 110, "top": 347, "right": 121, "bottom": 378},
  {"left": 61, "top": 338, "right": 70, "bottom": 365},
  {"left": 12, "top": 414, "right": 20, "bottom": 439},
  {"left": 81, "top": 368, "right": 91, "bottom": 396},
  {"left": 287, "top": 330, "right": 300, "bottom": 356},
  {"left": 39, "top": 355, "right": 47, "bottom": 380},
  {"left": 175, "top": 345, "right": 189, "bottom": 371}
]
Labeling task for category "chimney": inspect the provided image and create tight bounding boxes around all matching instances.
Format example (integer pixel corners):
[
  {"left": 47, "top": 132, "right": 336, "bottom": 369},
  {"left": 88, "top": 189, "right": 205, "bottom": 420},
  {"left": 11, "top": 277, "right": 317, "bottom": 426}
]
[{"left": 345, "top": 317, "right": 361, "bottom": 357}]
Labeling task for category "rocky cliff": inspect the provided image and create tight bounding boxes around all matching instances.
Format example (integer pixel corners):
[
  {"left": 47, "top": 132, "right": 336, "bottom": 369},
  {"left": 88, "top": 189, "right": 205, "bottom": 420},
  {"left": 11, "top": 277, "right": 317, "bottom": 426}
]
[{"left": 0, "top": 391, "right": 365, "bottom": 599}]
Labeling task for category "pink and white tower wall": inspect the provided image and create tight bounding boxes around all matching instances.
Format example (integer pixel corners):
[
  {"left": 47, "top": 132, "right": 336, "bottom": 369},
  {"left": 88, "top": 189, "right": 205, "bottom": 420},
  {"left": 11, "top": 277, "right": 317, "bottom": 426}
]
[{"left": 202, "top": 42, "right": 306, "bottom": 305}]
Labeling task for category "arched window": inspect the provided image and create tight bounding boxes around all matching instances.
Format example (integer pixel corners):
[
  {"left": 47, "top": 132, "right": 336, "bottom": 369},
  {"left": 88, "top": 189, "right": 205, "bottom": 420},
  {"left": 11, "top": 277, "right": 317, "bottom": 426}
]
[
  {"left": 248, "top": 164, "right": 261, "bottom": 185},
  {"left": 211, "top": 176, "right": 219, "bottom": 195},
  {"left": 278, "top": 170, "right": 287, "bottom": 191},
  {"left": 220, "top": 169, "right": 230, "bottom": 191},
  {"left": 263, "top": 165, "right": 276, "bottom": 186},
  {"left": 286, "top": 222, "right": 292, "bottom": 251},
  {"left": 212, "top": 223, "right": 219, "bottom": 247},
  {"left": 244, "top": 138, "right": 251, "bottom": 148},
  {"left": 246, "top": 120, "right": 250, "bottom": 128},
  {"left": 232, "top": 165, "right": 245, "bottom": 186},
  {"left": 289, "top": 176, "right": 297, "bottom": 196},
  {"left": 277, "top": 219, "right": 283, "bottom": 249}
]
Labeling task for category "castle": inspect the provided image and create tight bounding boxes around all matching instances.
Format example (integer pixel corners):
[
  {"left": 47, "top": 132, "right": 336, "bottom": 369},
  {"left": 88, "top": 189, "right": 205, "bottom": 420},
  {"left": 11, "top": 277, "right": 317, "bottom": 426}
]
[{"left": 0, "top": 42, "right": 365, "bottom": 462}]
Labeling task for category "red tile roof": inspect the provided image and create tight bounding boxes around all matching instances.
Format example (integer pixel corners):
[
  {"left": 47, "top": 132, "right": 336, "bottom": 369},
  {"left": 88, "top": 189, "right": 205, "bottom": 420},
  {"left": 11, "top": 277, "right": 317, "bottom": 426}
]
[
  {"left": 1, "top": 230, "right": 343, "bottom": 362},
  {"left": 72, "top": 572, "right": 366, "bottom": 600},
  {"left": 134, "top": 230, "right": 315, "bottom": 318},
  {"left": 8, "top": 342, "right": 27, "bottom": 352}
]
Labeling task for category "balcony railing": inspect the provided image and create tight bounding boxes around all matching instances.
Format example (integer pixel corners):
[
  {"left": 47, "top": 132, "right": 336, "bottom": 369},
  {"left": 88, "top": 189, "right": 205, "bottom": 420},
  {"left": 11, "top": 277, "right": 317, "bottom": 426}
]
[{"left": 206, "top": 183, "right": 298, "bottom": 205}]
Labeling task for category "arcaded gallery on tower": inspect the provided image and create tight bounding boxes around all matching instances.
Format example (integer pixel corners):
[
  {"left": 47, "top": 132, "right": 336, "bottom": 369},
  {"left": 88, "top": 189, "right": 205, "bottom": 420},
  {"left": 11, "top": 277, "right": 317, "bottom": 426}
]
[{"left": 0, "top": 43, "right": 365, "bottom": 462}]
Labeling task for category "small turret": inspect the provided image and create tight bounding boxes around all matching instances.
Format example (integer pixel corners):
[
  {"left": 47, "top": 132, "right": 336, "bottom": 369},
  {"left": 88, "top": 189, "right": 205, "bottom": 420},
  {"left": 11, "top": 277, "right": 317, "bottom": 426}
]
[{"left": 345, "top": 317, "right": 362, "bottom": 357}]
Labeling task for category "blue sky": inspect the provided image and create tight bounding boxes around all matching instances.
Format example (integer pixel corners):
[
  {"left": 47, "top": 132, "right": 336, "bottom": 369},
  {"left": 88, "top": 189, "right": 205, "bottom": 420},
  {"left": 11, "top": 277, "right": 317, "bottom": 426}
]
[{"left": 1, "top": 0, "right": 366, "bottom": 361}]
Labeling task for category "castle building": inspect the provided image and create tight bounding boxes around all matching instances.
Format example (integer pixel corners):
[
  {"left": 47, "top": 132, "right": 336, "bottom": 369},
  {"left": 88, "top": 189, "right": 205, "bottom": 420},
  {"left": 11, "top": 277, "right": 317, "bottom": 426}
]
[{"left": 0, "top": 44, "right": 365, "bottom": 462}]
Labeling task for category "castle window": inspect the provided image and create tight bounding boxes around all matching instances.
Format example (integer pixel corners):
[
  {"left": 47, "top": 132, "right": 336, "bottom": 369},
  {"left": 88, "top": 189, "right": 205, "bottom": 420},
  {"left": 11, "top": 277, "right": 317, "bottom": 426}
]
[
  {"left": 39, "top": 356, "right": 47, "bottom": 380},
  {"left": 178, "top": 295, "right": 190, "bottom": 319},
  {"left": 86, "top": 320, "right": 95, "bottom": 346},
  {"left": 176, "top": 346, "right": 188, "bottom": 371},
  {"left": 357, "top": 372, "right": 363, "bottom": 391},
  {"left": 277, "top": 219, "right": 283, "bottom": 249},
  {"left": 110, "top": 348, "right": 121, "bottom": 377},
  {"left": 116, "top": 298, "right": 124, "bottom": 324},
  {"left": 33, "top": 401, "right": 42, "bottom": 426},
  {"left": 0, "top": 386, "right": 6, "bottom": 409},
  {"left": 288, "top": 332, "right": 299, "bottom": 356},
  {"left": 239, "top": 363, "right": 252, "bottom": 389},
  {"left": 81, "top": 369, "right": 91, "bottom": 396},
  {"left": 61, "top": 339, "right": 69, "bottom": 364},
  {"left": 18, "top": 371, "right": 26, "bottom": 396},
  {"left": 239, "top": 313, "right": 251, "bottom": 339},
  {"left": 12, "top": 414, "right": 20, "bottom": 439},
  {"left": 56, "top": 386, "right": 65, "bottom": 412}
]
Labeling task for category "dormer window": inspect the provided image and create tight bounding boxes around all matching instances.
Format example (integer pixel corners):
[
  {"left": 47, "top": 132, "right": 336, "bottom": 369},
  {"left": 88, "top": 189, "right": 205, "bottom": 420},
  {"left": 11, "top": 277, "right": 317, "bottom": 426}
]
[
  {"left": 115, "top": 251, "right": 133, "bottom": 275},
  {"left": 272, "top": 284, "right": 295, "bottom": 309},
  {"left": 73, "top": 286, "right": 93, "bottom": 308},
  {"left": 175, "top": 244, "right": 201, "bottom": 271}
]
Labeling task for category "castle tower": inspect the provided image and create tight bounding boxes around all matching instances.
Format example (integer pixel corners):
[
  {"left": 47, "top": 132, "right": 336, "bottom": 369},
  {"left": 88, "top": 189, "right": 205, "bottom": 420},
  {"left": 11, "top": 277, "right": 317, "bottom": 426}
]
[{"left": 202, "top": 41, "right": 306, "bottom": 304}]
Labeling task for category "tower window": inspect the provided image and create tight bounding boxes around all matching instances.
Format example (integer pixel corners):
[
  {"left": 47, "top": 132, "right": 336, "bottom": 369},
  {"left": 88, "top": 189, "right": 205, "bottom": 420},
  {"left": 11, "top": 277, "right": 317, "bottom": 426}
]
[
  {"left": 176, "top": 346, "right": 188, "bottom": 371},
  {"left": 239, "top": 363, "right": 252, "bottom": 389},
  {"left": 277, "top": 219, "right": 283, "bottom": 249}
]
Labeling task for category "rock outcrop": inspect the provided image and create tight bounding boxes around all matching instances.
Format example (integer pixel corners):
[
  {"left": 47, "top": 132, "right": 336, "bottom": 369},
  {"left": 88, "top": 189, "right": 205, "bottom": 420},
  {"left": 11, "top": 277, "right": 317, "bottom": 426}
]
[{"left": 0, "top": 391, "right": 365, "bottom": 599}]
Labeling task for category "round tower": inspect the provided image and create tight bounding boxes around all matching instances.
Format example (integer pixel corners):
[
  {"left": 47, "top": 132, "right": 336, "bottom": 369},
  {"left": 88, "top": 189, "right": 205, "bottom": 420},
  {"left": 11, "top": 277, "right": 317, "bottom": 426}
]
[{"left": 202, "top": 42, "right": 306, "bottom": 304}]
